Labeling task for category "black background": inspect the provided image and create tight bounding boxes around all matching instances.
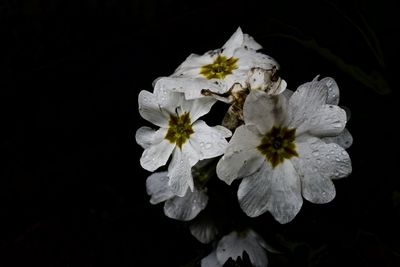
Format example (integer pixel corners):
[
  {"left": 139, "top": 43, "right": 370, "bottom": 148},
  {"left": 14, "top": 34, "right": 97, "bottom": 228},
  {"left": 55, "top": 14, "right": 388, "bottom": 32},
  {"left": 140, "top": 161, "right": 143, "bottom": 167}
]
[{"left": 1, "top": 0, "right": 399, "bottom": 266}]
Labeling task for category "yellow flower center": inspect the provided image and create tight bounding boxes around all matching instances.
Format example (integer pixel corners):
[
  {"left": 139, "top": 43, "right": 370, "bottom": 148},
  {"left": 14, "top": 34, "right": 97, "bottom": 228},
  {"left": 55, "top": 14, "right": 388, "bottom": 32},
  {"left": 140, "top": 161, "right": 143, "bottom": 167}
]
[
  {"left": 200, "top": 55, "right": 239, "bottom": 80},
  {"left": 257, "top": 126, "right": 299, "bottom": 168},
  {"left": 165, "top": 112, "right": 194, "bottom": 149}
]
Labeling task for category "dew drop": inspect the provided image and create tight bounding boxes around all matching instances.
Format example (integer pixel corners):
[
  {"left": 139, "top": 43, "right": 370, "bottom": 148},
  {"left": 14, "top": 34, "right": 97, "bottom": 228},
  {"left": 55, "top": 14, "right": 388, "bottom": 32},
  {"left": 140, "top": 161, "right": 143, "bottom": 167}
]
[
  {"left": 205, "top": 143, "right": 212, "bottom": 149},
  {"left": 312, "top": 151, "right": 319, "bottom": 156},
  {"left": 335, "top": 157, "right": 340, "bottom": 162}
]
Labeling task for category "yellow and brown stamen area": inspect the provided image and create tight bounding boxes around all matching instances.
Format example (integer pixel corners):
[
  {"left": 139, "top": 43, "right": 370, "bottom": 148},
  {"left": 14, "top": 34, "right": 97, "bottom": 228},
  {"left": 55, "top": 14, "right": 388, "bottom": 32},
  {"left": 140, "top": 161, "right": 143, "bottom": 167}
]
[
  {"left": 257, "top": 126, "right": 299, "bottom": 168},
  {"left": 165, "top": 112, "right": 194, "bottom": 149},
  {"left": 200, "top": 55, "right": 239, "bottom": 80}
]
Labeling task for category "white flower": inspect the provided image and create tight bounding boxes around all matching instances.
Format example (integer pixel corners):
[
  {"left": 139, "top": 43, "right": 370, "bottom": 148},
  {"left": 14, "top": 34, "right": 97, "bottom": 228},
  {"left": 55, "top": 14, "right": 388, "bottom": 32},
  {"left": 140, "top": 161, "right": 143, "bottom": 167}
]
[
  {"left": 284, "top": 77, "right": 353, "bottom": 149},
  {"left": 164, "top": 27, "right": 279, "bottom": 99},
  {"left": 201, "top": 229, "right": 270, "bottom": 267},
  {"left": 217, "top": 77, "right": 352, "bottom": 223},
  {"left": 146, "top": 171, "right": 208, "bottom": 221},
  {"left": 136, "top": 78, "right": 232, "bottom": 197}
]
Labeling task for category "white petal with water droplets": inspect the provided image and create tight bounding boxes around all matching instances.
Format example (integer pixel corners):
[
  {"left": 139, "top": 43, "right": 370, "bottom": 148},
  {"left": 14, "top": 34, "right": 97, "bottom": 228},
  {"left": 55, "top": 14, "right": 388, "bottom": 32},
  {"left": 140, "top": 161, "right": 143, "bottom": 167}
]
[
  {"left": 190, "top": 121, "right": 231, "bottom": 160},
  {"left": 216, "top": 229, "right": 268, "bottom": 267},
  {"left": 135, "top": 127, "right": 167, "bottom": 149},
  {"left": 319, "top": 77, "right": 340, "bottom": 105},
  {"left": 181, "top": 97, "right": 217, "bottom": 122},
  {"left": 140, "top": 140, "right": 175, "bottom": 172},
  {"left": 322, "top": 128, "right": 353, "bottom": 149},
  {"left": 172, "top": 53, "right": 214, "bottom": 78},
  {"left": 244, "top": 91, "right": 287, "bottom": 134},
  {"left": 146, "top": 172, "right": 174, "bottom": 204},
  {"left": 168, "top": 149, "right": 194, "bottom": 197},
  {"left": 243, "top": 33, "right": 262, "bottom": 50},
  {"left": 288, "top": 80, "right": 328, "bottom": 129},
  {"left": 291, "top": 137, "right": 351, "bottom": 203},
  {"left": 216, "top": 125, "right": 264, "bottom": 185},
  {"left": 164, "top": 187, "right": 208, "bottom": 221},
  {"left": 157, "top": 77, "right": 227, "bottom": 100},
  {"left": 297, "top": 104, "right": 347, "bottom": 137},
  {"left": 138, "top": 90, "right": 169, "bottom": 127},
  {"left": 222, "top": 27, "right": 244, "bottom": 58},
  {"left": 238, "top": 161, "right": 302, "bottom": 224}
]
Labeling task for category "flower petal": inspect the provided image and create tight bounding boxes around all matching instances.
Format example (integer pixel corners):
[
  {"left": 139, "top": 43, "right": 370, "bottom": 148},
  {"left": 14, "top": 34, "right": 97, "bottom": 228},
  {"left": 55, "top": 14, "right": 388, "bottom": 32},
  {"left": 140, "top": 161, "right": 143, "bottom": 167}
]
[
  {"left": 243, "top": 33, "right": 262, "bottom": 50},
  {"left": 216, "top": 125, "right": 264, "bottom": 185},
  {"left": 146, "top": 172, "right": 174, "bottom": 204},
  {"left": 244, "top": 91, "right": 287, "bottom": 134},
  {"left": 190, "top": 121, "right": 231, "bottom": 160},
  {"left": 153, "top": 78, "right": 185, "bottom": 114},
  {"left": 201, "top": 250, "right": 222, "bottom": 267},
  {"left": 293, "top": 137, "right": 352, "bottom": 181},
  {"left": 296, "top": 104, "right": 347, "bottom": 137},
  {"left": 222, "top": 27, "right": 244, "bottom": 58},
  {"left": 172, "top": 53, "right": 214, "bottom": 78},
  {"left": 189, "top": 216, "right": 219, "bottom": 244},
  {"left": 135, "top": 127, "right": 167, "bottom": 149},
  {"left": 138, "top": 90, "right": 168, "bottom": 127},
  {"left": 234, "top": 48, "right": 279, "bottom": 71},
  {"left": 216, "top": 230, "right": 268, "bottom": 267},
  {"left": 164, "top": 187, "right": 208, "bottom": 221},
  {"left": 287, "top": 79, "right": 328, "bottom": 129},
  {"left": 181, "top": 97, "right": 217, "bottom": 122},
  {"left": 168, "top": 149, "right": 194, "bottom": 197},
  {"left": 238, "top": 161, "right": 302, "bottom": 224},
  {"left": 321, "top": 77, "right": 340, "bottom": 105},
  {"left": 322, "top": 128, "right": 353, "bottom": 149},
  {"left": 140, "top": 140, "right": 175, "bottom": 172},
  {"left": 156, "top": 76, "right": 227, "bottom": 100}
]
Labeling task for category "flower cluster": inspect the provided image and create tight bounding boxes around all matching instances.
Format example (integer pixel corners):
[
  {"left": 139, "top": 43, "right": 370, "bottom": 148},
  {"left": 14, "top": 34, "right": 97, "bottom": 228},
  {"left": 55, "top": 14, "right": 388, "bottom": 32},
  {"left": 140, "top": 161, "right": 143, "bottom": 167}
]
[{"left": 136, "top": 27, "right": 352, "bottom": 266}]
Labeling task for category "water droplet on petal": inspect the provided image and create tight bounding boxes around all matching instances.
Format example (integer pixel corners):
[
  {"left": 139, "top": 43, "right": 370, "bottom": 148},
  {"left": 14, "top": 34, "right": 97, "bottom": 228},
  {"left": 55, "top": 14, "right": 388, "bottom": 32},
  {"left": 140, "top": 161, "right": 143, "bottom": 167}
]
[
  {"left": 205, "top": 143, "right": 212, "bottom": 149},
  {"left": 312, "top": 151, "right": 319, "bottom": 156}
]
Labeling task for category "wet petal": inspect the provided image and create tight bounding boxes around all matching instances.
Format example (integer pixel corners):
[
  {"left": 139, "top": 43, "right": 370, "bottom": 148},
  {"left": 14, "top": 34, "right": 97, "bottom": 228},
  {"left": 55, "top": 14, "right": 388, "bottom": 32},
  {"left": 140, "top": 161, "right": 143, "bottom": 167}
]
[
  {"left": 222, "top": 27, "right": 244, "bottom": 57},
  {"left": 238, "top": 161, "right": 302, "bottom": 224},
  {"left": 138, "top": 90, "right": 169, "bottom": 127},
  {"left": 234, "top": 48, "right": 279, "bottom": 71},
  {"left": 191, "top": 121, "right": 231, "bottom": 160},
  {"left": 181, "top": 97, "right": 217, "bottom": 122},
  {"left": 164, "top": 187, "right": 208, "bottom": 221},
  {"left": 321, "top": 77, "right": 340, "bottom": 105},
  {"left": 146, "top": 172, "right": 174, "bottom": 204},
  {"left": 135, "top": 127, "right": 167, "bottom": 149},
  {"left": 172, "top": 53, "right": 213, "bottom": 78},
  {"left": 322, "top": 128, "right": 353, "bottom": 149},
  {"left": 140, "top": 140, "right": 175, "bottom": 172},
  {"left": 297, "top": 104, "right": 347, "bottom": 137},
  {"left": 244, "top": 91, "right": 287, "bottom": 134},
  {"left": 288, "top": 79, "right": 328, "bottom": 129},
  {"left": 216, "top": 125, "right": 264, "bottom": 185},
  {"left": 216, "top": 229, "right": 268, "bottom": 267},
  {"left": 168, "top": 149, "right": 194, "bottom": 197},
  {"left": 243, "top": 33, "right": 262, "bottom": 50},
  {"left": 156, "top": 76, "right": 227, "bottom": 100},
  {"left": 292, "top": 137, "right": 352, "bottom": 203}
]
